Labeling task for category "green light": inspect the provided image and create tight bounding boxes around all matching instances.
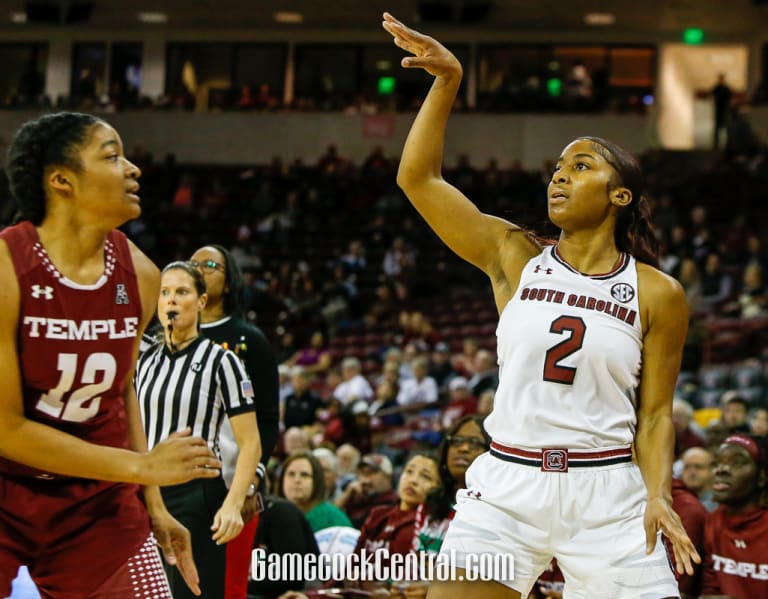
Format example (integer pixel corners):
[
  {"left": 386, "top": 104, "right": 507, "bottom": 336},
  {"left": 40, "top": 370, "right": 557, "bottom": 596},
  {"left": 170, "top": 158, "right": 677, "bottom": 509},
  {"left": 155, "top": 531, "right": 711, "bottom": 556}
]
[
  {"left": 377, "top": 76, "right": 395, "bottom": 95},
  {"left": 546, "top": 78, "right": 562, "bottom": 97},
  {"left": 683, "top": 28, "right": 704, "bottom": 44}
]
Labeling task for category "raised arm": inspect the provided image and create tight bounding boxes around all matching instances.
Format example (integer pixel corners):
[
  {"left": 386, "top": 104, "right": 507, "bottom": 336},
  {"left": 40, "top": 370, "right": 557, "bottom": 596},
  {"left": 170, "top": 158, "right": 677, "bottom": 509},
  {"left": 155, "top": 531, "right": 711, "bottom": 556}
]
[
  {"left": 635, "top": 264, "right": 700, "bottom": 575},
  {"left": 382, "top": 12, "right": 538, "bottom": 287}
]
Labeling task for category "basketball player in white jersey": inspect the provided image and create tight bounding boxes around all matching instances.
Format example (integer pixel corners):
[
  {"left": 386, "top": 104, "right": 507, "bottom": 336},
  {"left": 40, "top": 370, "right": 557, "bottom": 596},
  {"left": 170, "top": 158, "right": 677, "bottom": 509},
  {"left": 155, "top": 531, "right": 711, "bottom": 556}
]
[{"left": 383, "top": 13, "right": 700, "bottom": 599}]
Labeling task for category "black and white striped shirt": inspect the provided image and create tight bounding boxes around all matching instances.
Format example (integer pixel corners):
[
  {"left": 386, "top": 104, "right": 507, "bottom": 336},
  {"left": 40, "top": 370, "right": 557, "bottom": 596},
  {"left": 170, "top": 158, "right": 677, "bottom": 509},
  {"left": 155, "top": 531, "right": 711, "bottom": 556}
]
[{"left": 136, "top": 336, "right": 255, "bottom": 454}]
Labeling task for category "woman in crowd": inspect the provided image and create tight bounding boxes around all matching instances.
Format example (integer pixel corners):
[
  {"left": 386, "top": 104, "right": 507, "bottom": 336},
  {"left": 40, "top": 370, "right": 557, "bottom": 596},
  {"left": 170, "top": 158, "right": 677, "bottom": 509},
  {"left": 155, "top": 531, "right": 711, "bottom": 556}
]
[
  {"left": 279, "top": 451, "right": 353, "bottom": 533},
  {"left": 136, "top": 261, "right": 261, "bottom": 599}
]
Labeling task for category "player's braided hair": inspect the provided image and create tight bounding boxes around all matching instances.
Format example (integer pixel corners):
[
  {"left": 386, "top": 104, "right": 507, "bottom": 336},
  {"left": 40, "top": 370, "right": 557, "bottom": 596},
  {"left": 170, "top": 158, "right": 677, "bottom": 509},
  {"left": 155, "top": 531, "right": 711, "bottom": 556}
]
[
  {"left": 6, "top": 112, "right": 102, "bottom": 225},
  {"left": 580, "top": 136, "right": 660, "bottom": 268}
]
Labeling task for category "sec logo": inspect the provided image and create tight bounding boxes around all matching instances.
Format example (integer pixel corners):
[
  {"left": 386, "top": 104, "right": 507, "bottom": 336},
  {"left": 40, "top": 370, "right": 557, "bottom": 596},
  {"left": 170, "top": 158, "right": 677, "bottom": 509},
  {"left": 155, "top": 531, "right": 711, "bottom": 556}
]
[{"left": 611, "top": 282, "right": 635, "bottom": 303}]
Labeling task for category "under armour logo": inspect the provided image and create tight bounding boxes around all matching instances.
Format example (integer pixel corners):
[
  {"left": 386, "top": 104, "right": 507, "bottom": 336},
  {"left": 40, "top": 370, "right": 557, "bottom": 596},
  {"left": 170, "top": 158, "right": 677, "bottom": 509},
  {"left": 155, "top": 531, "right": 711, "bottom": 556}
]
[
  {"left": 31, "top": 284, "right": 54, "bottom": 300},
  {"left": 534, "top": 265, "right": 553, "bottom": 275},
  {"left": 734, "top": 539, "right": 747, "bottom": 549},
  {"left": 115, "top": 283, "right": 130, "bottom": 305}
]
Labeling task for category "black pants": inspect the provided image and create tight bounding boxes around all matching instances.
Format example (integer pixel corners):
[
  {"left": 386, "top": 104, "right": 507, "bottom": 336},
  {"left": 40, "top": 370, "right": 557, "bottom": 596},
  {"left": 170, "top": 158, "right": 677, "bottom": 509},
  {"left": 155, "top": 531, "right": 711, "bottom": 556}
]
[{"left": 161, "top": 477, "right": 228, "bottom": 599}]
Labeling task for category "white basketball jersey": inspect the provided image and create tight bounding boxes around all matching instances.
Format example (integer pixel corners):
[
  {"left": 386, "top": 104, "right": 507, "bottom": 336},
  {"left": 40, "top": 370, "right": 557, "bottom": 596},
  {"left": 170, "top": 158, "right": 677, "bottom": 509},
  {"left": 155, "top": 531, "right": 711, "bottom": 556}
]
[{"left": 485, "top": 246, "right": 643, "bottom": 449}]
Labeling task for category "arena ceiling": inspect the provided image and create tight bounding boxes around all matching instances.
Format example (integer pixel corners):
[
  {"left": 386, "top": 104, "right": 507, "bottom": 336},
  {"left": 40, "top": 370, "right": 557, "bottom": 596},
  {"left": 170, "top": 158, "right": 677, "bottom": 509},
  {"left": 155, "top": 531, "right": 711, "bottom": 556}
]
[{"left": 1, "top": 0, "right": 768, "bottom": 36}]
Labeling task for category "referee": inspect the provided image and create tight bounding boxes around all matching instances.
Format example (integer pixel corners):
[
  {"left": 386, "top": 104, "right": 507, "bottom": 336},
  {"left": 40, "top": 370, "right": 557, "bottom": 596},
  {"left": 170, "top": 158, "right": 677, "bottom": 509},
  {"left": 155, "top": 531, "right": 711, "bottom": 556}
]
[
  {"left": 136, "top": 261, "right": 261, "bottom": 599},
  {"left": 190, "top": 243, "right": 280, "bottom": 599}
]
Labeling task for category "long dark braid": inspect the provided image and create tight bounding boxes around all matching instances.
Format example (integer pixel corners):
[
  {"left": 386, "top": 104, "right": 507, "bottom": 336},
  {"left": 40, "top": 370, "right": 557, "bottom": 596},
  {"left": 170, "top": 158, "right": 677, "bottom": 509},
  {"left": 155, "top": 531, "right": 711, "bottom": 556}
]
[{"left": 580, "top": 136, "right": 660, "bottom": 268}]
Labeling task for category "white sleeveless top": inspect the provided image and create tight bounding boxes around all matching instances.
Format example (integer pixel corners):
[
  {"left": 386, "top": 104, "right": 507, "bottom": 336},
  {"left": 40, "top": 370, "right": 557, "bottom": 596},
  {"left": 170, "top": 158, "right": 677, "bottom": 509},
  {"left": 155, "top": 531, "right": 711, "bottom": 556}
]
[{"left": 484, "top": 246, "right": 643, "bottom": 450}]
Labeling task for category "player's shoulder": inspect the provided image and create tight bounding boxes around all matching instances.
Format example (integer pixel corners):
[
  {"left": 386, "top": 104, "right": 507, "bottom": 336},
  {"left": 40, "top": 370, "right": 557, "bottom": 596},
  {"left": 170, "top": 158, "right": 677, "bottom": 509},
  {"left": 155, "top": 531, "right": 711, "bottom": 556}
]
[
  {"left": 636, "top": 261, "right": 685, "bottom": 304},
  {"left": 126, "top": 238, "right": 160, "bottom": 282}
]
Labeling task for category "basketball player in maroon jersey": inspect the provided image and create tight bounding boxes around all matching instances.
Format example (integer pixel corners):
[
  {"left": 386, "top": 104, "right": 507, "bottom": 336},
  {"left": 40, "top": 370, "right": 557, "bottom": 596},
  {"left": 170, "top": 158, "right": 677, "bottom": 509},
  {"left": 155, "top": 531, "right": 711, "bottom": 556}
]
[
  {"left": 0, "top": 112, "right": 221, "bottom": 597},
  {"left": 700, "top": 434, "right": 768, "bottom": 598}
]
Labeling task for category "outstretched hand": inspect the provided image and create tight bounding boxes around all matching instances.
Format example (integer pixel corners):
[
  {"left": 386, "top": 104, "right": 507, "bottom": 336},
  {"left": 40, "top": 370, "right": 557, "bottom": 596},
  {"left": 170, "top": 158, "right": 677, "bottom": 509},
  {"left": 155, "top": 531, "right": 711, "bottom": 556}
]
[
  {"left": 151, "top": 510, "right": 201, "bottom": 596},
  {"left": 382, "top": 12, "right": 463, "bottom": 79},
  {"left": 644, "top": 496, "right": 701, "bottom": 575},
  {"left": 144, "top": 427, "right": 221, "bottom": 486}
]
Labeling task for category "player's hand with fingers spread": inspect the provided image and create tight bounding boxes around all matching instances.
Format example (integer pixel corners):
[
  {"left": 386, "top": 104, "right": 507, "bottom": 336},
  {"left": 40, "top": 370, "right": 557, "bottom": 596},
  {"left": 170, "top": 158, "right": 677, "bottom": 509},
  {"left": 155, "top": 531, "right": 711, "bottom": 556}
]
[
  {"left": 142, "top": 427, "right": 221, "bottom": 486},
  {"left": 644, "top": 496, "right": 701, "bottom": 575},
  {"left": 150, "top": 509, "right": 202, "bottom": 596},
  {"left": 211, "top": 499, "right": 245, "bottom": 545},
  {"left": 382, "top": 12, "right": 462, "bottom": 80}
]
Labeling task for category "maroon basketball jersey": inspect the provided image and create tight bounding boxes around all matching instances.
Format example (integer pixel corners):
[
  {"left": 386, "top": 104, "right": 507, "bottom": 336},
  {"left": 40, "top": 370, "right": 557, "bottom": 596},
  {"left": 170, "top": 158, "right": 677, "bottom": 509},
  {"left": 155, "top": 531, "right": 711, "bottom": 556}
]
[
  {"left": 701, "top": 505, "right": 768, "bottom": 598},
  {"left": 0, "top": 221, "right": 142, "bottom": 479}
]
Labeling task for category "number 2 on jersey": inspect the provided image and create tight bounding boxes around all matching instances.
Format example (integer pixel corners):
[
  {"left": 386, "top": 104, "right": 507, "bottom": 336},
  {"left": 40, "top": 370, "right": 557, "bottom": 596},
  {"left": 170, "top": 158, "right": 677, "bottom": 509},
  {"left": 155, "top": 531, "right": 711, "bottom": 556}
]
[
  {"left": 36, "top": 352, "right": 117, "bottom": 422},
  {"left": 543, "top": 316, "right": 586, "bottom": 384}
]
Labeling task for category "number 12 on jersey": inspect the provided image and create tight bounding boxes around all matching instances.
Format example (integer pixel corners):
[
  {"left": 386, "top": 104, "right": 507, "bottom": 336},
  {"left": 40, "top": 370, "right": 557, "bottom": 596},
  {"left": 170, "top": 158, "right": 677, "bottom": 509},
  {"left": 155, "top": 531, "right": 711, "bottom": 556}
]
[{"left": 36, "top": 352, "right": 117, "bottom": 422}]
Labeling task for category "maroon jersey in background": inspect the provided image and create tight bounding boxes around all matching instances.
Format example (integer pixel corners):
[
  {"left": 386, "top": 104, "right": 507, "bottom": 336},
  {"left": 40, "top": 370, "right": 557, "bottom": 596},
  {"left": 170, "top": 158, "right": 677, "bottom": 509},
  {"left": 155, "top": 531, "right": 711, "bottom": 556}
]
[
  {"left": 668, "top": 478, "right": 706, "bottom": 596},
  {"left": 354, "top": 504, "right": 418, "bottom": 562},
  {"left": 700, "top": 504, "right": 768, "bottom": 598},
  {"left": 0, "top": 221, "right": 150, "bottom": 593}
]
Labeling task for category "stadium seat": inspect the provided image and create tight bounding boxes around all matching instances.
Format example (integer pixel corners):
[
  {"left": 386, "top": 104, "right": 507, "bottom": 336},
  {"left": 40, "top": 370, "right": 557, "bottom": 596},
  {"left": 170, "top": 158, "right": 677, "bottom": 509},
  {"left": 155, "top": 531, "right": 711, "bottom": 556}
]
[
  {"left": 698, "top": 364, "right": 731, "bottom": 390},
  {"left": 731, "top": 360, "right": 764, "bottom": 388}
]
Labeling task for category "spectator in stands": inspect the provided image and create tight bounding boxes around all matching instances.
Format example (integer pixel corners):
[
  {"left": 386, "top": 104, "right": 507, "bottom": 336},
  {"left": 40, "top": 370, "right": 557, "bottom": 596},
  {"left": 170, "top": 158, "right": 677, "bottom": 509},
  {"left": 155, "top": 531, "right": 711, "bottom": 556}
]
[
  {"left": 385, "top": 419, "right": 489, "bottom": 599},
  {"left": 476, "top": 388, "right": 495, "bottom": 417},
  {"left": 332, "top": 357, "right": 374, "bottom": 407},
  {"left": 412, "top": 417, "right": 490, "bottom": 555},
  {"left": 335, "top": 454, "right": 398, "bottom": 529},
  {"left": 676, "top": 257, "right": 703, "bottom": 313},
  {"left": 736, "top": 262, "right": 768, "bottom": 318},
  {"left": 383, "top": 236, "right": 416, "bottom": 282},
  {"left": 681, "top": 447, "right": 717, "bottom": 512},
  {"left": 369, "top": 380, "right": 405, "bottom": 428},
  {"left": 312, "top": 447, "right": 342, "bottom": 501},
  {"left": 451, "top": 336, "right": 479, "bottom": 378},
  {"left": 172, "top": 173, "right": 195, "bottom": 211},
  {"left": 397, "top": 356, "right": 439, "bottom": 408},
  {"left": 749, "top": 407, "right": 768, "bottom": 441},
  {"left": 246, "top": 494, "right": 319, "bottom": 598},
  {"left": 278, "top": 451, "right": 352, "bottom": 533},
  {"left": 338, "top": 239, "right": 367, "bottom": 283},
  {"left": 282, "top": 427, "right": 311, "bottom": 457},
  {"left": 720, "top": 393, "right": 750, "bottom": 434},
  {"left": 467, "top": 349, "right": 499, "bottom": 397},
  {"left": 440, "top": 377, "right": 478, "bottom": 430},
  {"left": 335, "top": 444, "right": 361, "bottom": 487},
  {"left": 672, "top": 399, "right": 706, "bottom": 459},
  {"left": 700, "top": 434, "right": 768, "bottom": 598},
  {"left": 710, "top": 74, "right": 733, "bottom": 150},
  {"left": 278, "top": 364, "right": 294, "bottom": 406},
  {"left": 276, "top": 333, "right": 299, "bottom": 366},
  {"left": 283, "top": 367, "right": 322, "bottom": 429},
  {"left": 285, "top": 330, "right": 332, "bottom": 377},
  {"left": 337, "top": 400, "right": 373, "bottom": 455},
  {"left": 699, "top": 252, "right": 734, "bottom": 314},
  {"left": 429, "top": 341, "right": 457, "bottom": 390},
  {"left": 353, "top": 453, "right": 440, "bottom": 567}
]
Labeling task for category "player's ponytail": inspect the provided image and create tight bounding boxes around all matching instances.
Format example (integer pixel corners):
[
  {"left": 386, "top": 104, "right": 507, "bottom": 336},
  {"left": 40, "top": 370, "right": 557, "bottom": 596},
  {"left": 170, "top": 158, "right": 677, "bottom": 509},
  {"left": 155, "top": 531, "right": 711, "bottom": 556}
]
[{"left": 580, "top": 136, "right": 659, "bottom": 268}]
